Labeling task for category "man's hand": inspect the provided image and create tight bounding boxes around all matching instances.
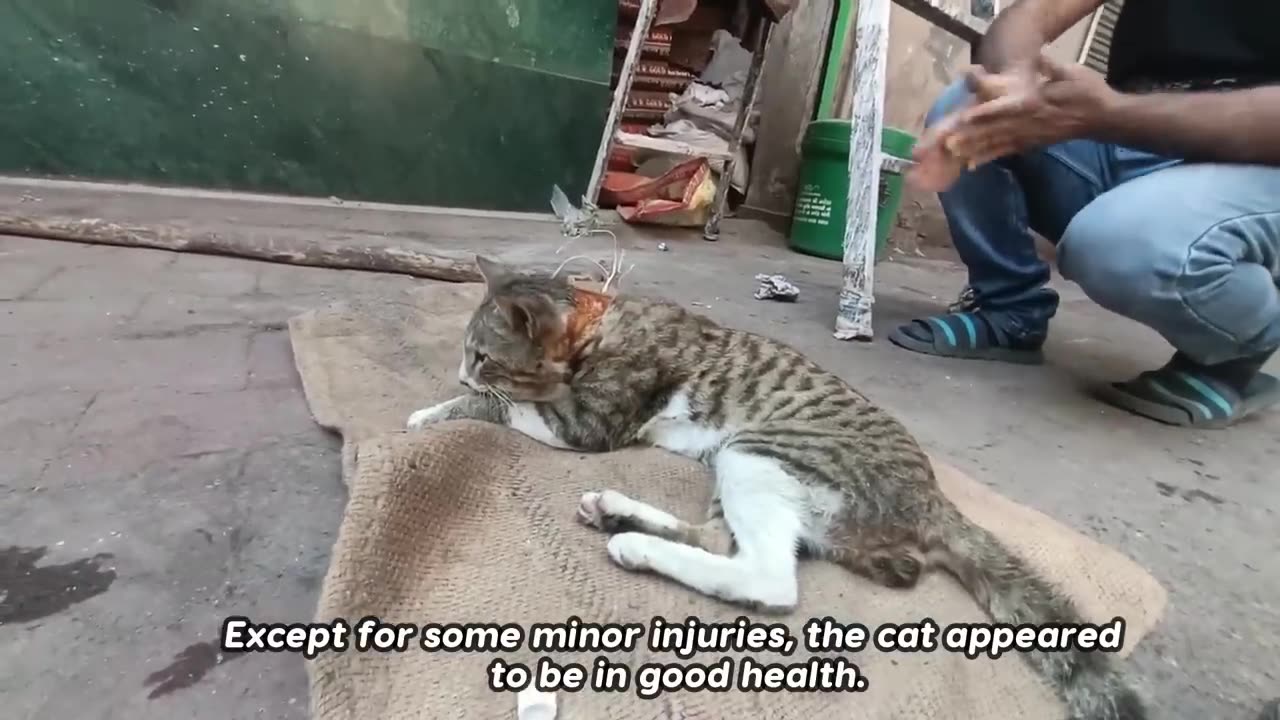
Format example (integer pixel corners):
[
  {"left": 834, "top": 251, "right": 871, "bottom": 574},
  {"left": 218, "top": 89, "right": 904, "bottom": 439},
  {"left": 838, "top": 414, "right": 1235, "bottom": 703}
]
[
  {"left": 906, "top": 61, "right": 1041, "bottom": 191},
  {"left": 948, "top": 53, "right": 1119, "bottom": 164},
  {"left": 908, "top": 53, "right": 1120, "bottom": 191}
]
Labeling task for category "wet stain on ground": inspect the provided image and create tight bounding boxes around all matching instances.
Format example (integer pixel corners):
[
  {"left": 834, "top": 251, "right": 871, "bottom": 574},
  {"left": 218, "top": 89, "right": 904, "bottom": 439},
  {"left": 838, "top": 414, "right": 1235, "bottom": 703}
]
[
  {"left": 0, "top": 545, "right": 117, "bottom": 624},
  {"left": 143, "top": 641, "right": 248, "bottom": 699}
]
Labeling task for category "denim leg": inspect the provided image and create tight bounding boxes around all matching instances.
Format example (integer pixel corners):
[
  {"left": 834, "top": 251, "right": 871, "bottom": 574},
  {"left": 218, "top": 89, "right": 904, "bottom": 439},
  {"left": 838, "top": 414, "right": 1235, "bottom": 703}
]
[
  {"left": 925, "top": 81, "right": 1111, "bottom": 342},
  {"left": 1058, "top": 162, "right": 1280, "bottom": 365}
]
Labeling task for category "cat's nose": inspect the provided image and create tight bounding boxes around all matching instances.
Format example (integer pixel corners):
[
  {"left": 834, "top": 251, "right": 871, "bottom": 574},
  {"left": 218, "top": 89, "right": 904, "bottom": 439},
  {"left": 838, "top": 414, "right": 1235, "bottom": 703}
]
[{"left": 457, "top": 362, "right": 481, "bottom": 391}]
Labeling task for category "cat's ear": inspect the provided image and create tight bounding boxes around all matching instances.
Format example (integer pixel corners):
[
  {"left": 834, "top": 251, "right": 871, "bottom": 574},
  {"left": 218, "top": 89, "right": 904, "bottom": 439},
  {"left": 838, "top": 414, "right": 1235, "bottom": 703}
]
[
  {"left": 495, "top": 292, "right": 559, "bottom": 341},
  {"left": 474, "top": 255, "right": 510, "bottom": 289}
]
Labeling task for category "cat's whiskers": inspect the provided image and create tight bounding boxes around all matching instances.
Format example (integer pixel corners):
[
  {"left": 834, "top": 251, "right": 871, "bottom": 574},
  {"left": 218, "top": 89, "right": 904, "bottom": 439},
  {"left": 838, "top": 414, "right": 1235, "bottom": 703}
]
[{"left": 486, "top": 386, "right": 515, "bottom": 408}]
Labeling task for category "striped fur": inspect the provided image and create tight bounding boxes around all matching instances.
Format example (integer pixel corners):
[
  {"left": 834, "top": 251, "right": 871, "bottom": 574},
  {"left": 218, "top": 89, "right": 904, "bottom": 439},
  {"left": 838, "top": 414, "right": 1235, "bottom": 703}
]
[{"left": 407, "top": 257, "right": 1146, "bottom": 720}]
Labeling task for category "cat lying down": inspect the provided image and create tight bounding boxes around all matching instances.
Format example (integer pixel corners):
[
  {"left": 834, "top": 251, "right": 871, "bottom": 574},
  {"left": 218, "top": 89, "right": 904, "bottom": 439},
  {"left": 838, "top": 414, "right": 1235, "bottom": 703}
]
[{"left": 407, "top": 256, "right": 1146, "bottom": 720}]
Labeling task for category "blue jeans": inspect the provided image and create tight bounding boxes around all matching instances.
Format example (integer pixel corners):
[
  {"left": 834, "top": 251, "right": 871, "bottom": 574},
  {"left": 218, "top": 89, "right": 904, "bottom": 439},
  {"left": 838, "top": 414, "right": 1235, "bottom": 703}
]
[{"left": 928, "top": 80, "right": 1280, "bottom": 365}]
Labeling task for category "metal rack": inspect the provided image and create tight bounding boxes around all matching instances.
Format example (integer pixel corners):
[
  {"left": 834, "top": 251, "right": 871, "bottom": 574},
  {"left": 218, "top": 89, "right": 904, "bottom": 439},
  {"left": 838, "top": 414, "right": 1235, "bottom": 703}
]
[{"left": 582, "top": 0, "right": 775, "bottom": 241}]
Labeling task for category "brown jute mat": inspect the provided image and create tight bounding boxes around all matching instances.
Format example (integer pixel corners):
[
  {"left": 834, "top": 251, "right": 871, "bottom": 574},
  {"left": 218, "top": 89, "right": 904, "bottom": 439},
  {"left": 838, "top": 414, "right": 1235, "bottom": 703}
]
[{"left": 289, "top": 283, "right": 1167, "bottom": 720}]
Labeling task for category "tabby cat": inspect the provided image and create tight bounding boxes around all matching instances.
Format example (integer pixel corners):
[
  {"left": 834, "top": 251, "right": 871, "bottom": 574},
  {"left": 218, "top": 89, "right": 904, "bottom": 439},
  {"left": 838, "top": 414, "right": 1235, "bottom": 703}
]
[{"left": 407, "top": 256, "right": 1146, "bottom": 720}]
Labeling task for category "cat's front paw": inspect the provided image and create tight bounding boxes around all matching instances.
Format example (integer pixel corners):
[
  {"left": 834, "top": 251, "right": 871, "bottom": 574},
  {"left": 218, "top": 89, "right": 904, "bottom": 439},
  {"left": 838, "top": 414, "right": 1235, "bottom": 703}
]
[
  {"left": 577, "top": 491, "right": 606, "bottom": 528},
  {"left": 577, "top": 490, "right": 634, "bottom": 532},
  {"left": 606, "top": 532, "right": 653, "bottom": 571},
  {"left": 406, "top": 398, "right": 461, "bottom": 430}
]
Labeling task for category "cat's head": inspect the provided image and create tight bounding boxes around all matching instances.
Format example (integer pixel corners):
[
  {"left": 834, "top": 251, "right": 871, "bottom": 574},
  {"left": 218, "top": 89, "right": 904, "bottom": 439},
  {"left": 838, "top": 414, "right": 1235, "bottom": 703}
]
[{"left": 457, "top": 256, "right": 588, "bottom": 402}]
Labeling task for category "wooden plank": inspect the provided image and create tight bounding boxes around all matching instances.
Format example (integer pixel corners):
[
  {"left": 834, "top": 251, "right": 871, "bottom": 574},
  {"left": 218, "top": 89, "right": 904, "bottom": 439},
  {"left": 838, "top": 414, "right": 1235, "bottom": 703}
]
[
  {"left": 891, "top": 0, "right": 990, "bottom": 43},
  {"left": 614, "top": 132, "right": 733, "bottom": 161},
  {"left": 741, "top": 0, "right": 835, "bottom": 219},
  {"left": 0, "top": 213, "right": 485, "bottom": 283},
  {"left": 835, "top": 0, "right": 890, "bottom": 341}
]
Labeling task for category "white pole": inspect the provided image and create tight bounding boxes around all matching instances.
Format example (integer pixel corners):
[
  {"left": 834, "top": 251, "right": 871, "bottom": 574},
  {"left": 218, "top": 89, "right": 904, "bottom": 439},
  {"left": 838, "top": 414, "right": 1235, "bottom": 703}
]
[{"left": 834, "top": 0, "right": 891, "bottom": 341}]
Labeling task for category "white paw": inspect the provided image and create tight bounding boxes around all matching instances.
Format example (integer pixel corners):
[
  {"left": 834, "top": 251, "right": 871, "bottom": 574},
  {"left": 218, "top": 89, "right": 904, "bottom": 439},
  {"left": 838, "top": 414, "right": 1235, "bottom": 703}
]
[
  {"left": 577, "top": 491, "right": 604, "bottom": 528},
  {"left": 406, "top": 407, "right": 437, "bottom": 430},
  {"left": 576, "top": 490, "right": 632, "bottom": 531},
  {"left": 406, "top": 400, "right": 454, "bottom": 430},
  {"left": 742, "top": 577, "right": 799, "bottom": 614},
  {"left": 606, "top": 532, "right": 652, "bottom": 571}
]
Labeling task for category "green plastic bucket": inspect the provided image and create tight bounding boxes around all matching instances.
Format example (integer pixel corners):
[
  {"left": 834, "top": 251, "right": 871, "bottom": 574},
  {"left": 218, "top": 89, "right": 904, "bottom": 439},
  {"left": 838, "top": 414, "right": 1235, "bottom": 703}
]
[{"left": 788, "top": 120, "right": 916, "bottom": 261}]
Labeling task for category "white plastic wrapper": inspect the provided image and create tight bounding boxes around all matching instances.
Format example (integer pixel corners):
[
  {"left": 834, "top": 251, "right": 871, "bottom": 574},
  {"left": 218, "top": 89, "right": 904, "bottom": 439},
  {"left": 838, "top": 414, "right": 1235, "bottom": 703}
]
[
  {"left": 753, "top": 273, "right": 800, "bottom": 302},
  {"left": 517, "top": 688, "right": 557, "bottom": 720}
]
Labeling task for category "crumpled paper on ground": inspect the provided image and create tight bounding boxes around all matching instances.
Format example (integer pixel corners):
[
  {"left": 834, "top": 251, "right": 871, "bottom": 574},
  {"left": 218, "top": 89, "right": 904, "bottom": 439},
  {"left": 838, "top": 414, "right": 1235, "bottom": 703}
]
[{"left": 753, "top": 273, "right": 800, "bottom": 301}]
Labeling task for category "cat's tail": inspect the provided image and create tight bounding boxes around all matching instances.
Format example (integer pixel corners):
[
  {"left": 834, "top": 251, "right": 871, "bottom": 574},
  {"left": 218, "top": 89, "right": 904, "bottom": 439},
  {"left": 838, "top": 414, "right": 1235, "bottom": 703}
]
[{"left": 923, "top": 505, "right": 1148, "bottom": 720}]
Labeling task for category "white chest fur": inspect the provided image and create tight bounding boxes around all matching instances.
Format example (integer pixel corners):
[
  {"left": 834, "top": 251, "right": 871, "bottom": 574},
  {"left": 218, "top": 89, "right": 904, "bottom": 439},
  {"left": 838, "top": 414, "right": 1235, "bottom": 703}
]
[{"left": 636, "top": 391, "right": 728, "bottom": 459}]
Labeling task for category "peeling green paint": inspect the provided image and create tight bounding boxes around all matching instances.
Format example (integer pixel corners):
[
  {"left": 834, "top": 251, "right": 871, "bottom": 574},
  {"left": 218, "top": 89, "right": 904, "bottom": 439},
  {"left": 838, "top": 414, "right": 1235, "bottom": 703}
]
[{"left": 0, "top": 0, "right": 615, "bottom": 212}]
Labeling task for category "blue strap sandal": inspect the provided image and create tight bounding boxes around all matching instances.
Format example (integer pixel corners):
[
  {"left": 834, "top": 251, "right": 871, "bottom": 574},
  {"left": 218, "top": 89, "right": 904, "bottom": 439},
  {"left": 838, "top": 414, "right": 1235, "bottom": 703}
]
[
  {"left": 888, "top": 312, "right": 1045, "bottom": 365},
  {"left": 1096, "top": 364, "right": 1280, "bottom": 428}
]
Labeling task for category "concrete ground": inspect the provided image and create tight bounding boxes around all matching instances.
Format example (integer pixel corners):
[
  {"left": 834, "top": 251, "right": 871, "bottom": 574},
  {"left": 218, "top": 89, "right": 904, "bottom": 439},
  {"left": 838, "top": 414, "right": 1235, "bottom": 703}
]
[{"left": 0, "top": 181, "right": 1275, "bottom": 720}]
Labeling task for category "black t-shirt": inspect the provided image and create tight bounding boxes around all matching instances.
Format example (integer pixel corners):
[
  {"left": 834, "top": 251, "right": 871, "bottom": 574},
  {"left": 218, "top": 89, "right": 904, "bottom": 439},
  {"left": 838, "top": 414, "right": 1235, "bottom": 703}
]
[{"left": 1107, "top": 0, "right": 1280, "bottom": 92}]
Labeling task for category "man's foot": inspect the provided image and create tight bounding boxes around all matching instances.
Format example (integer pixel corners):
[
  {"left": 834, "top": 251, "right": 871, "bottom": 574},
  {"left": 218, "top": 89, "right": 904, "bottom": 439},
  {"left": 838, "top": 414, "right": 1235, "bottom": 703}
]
[
  {"left": 888, "top": 310, "right": 1045, "bottom": 365},
  {"left": 1096, "top": 349, "right": 1280, "bottom": 428}
]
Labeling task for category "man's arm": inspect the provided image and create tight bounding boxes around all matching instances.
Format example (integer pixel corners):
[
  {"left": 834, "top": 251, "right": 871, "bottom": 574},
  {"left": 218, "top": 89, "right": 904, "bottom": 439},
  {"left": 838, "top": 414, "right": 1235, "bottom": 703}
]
[
  {"left": 907, "top": 0, "right": 1108, "bottom": 190},
  {"left": 1098, "top": 86, "right": 1280, "bottom": 166},
  {"left": 977, "top": 0, "right": 1106, "bottom": 72}
]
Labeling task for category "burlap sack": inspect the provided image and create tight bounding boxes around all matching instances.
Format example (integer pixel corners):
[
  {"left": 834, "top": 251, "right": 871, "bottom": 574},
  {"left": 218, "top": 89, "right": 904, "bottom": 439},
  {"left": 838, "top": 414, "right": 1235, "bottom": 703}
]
[{"left": 289, "top": 283, "right": 1167, "bottom": 720}]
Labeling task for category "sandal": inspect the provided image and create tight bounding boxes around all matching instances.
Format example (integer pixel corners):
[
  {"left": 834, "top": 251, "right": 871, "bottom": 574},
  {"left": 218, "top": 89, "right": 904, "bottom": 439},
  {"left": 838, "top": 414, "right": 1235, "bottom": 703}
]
[
  {"left": 888, "top": 312, "right": 1045, "bottom": 365},
  {"left": 1097, "top": 364, "right": 1280, "bottom": 428}
]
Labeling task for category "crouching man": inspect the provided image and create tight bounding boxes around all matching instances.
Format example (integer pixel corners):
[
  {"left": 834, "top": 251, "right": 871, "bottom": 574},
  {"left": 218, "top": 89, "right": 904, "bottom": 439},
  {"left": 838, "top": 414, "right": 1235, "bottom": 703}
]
[{"left": 897, "top": 0, "right": 1280, "bottom": 428}]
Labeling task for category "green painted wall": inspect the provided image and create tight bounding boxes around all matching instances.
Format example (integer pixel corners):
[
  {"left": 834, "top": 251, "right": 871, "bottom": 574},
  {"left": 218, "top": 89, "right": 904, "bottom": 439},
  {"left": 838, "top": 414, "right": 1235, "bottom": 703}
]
[{"left": 0, "top": 0, "right": 615, "bottom": 212}]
